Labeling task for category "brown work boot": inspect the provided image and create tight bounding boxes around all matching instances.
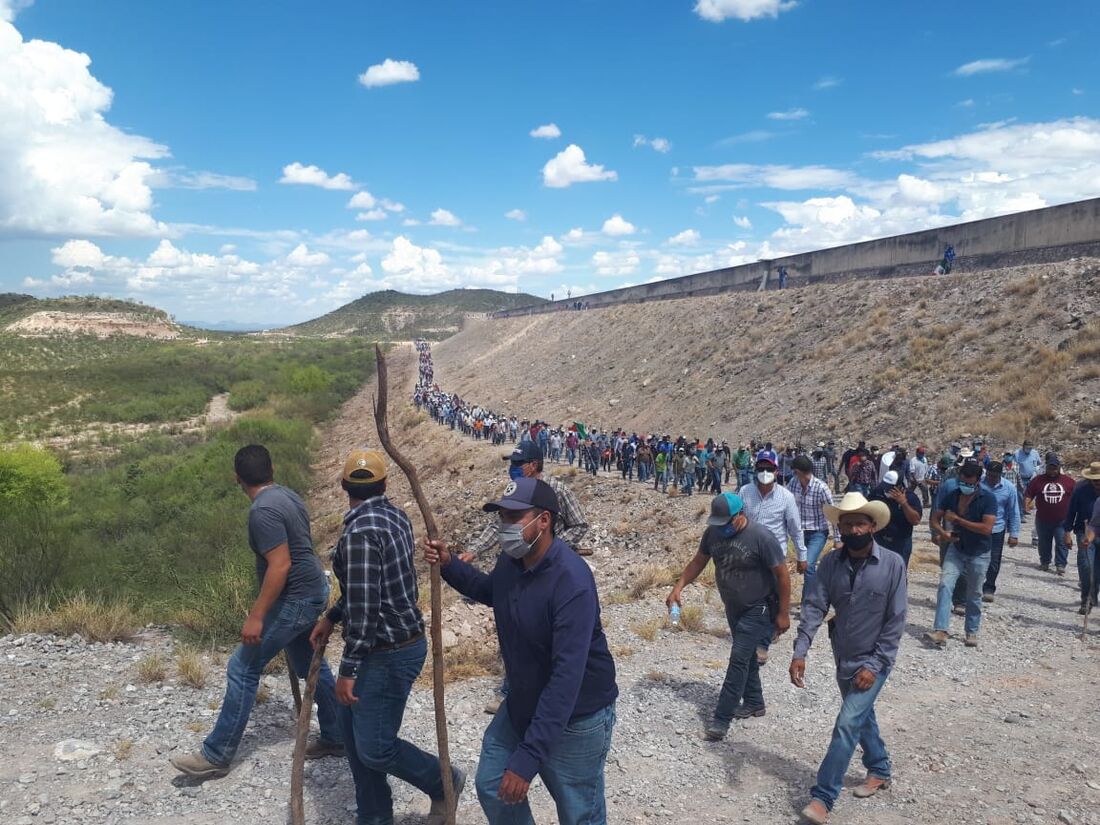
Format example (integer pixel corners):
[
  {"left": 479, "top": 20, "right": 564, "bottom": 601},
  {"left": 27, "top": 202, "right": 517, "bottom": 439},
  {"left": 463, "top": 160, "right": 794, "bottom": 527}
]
[
  {"left": 169, "top": 751, "right": 229, "bottom": 779},
  {"left": 800, "top": 799, "right": 829, "bottom": 824},
  {"left": 922, "top": 630, "right": 948, "bottom": 648},
  {"left": 964, "top": 634, "right": 979, "bottom": 648},
  {"left": 852, "top": 776, "right": 891, "bottom": 798},
  {"left": 304, "top": 738, "right": 345, "bottom": 759}
]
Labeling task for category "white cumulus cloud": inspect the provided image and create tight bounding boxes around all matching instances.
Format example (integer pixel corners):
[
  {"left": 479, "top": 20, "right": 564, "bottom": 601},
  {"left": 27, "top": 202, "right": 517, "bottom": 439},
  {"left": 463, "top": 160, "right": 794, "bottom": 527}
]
[
  {"left": 733, "top": 215, "right": 752, "bottom": 228},
  {"left": 953, "top": 57, "right": 1029, "bottom": 76},
  {"left": 0, "top": 15, "right": 170, "bottom": 237},
  {"left": 505, "top": 208, "right": 527, "bottom": 221},
  {"left": 666, "top": 229, "right": 700, "bottom": 246},
  {"left": 347, "top": 191, "right": 376, "bottom": 209},
  {"left": 530, "top": 123, "right": 562, "bottom": 139},
  {"left": 358, "top": 59, "right": 420, "bottom": 88},
  {"left": 633, "top": 134, "right": 672, "bottom": 153},
  {"left": 428, "top": 208, "right": 462, "bottom": 227},
  {"left": 355, "top": 209, "right": 388, "bottom": 221},
  {"left": 694, "top": 0, "right": 797, "bottom": 22},
  {"left": 542, "top": 144, "right": 618, "bottom": 188},
  {"left": 279, "top": 162, "right": 355, "bottom": 190},
  {"left": 601, "top": 214, "right": 636, "bottom": 236},
  {"left": 592, "top": 250, "right": 640, "bottom": 276},
  {"left": 286, "top": 243, "right": 331, "bottom": 267},
  {"left": 692, "top": 163, "right": 854, "bottom": 190},
  {"left": 51, "top": 239, "right": 105, "bottom": 269},
  {"left": 380, "top": 236, "right": 456, "bottom": 291}
]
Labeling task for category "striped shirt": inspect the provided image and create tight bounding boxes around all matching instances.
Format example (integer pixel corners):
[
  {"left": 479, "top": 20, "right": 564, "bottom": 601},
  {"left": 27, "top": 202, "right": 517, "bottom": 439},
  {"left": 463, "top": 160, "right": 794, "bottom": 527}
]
[
  {"left": 787, "top": 475, "right": 839, "bottom": 537},
  {"left": 737, "top": 482, "right": 809, "bottom": 561},
  {"left": 327, "top": 495, "right": 424, "bottom": 678},
  {"left": 468, "top": 474, "right": 589, "bottom": 556}
]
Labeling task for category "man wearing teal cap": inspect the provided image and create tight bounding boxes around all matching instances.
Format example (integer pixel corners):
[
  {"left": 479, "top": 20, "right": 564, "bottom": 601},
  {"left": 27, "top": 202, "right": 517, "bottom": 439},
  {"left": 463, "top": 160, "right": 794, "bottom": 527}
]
[{"left": 667, "top": 492, "right": 792, "bottom": 741}]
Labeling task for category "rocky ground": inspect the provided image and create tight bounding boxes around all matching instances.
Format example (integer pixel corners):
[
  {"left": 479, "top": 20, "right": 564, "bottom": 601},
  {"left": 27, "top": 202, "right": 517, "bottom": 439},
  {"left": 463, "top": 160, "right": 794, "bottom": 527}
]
[{"left": 2, "top": 347, "right": 1100, "bottom": 825}]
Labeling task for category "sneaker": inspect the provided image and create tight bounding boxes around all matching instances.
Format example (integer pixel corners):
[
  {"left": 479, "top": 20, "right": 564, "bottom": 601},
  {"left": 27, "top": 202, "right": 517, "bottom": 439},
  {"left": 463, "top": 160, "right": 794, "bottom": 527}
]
[
  {"left": 964, "top": 634, "right": 979, "bottom": 648},
  {"left": 704, "top": 720, "right": 729, "bottom": 741},
  {"left": 922, "top": 630, "right": 948, "bottom": 648},
  {"left": 304, "top": 738, "right": 345, "bottom": 760},
  {"left": 484, "top": 697, "right": 502, "bottom": 716},
  {"left": 169, "top": 751, "right": 229, "bottom": 779},
  {"left": 733, "top": 705, "right": 766, "bottom": 719},
  {"left": 981, "top": 593, "right": 994, "bottom": 603},
  {"left": 428, "top": 765, "right": 468, "bottom": 823},
  {"left": 1039, "top": 562, "right": 1049, "bottom": 571},
  {"left": 800, "top": 799, "right": 829, "bottom": 824},
  {"left": 952, "top": 604, "right": 966, "bottom": 616},
  {"left": 755, "top": 646, "right": 769, "bottom": 666},
  {"left": 1079, "top": 603, "right": 1091, "bottom": 615},
  {"left": 1055, "top": 566, "right": 1066, "bottom": 576}
]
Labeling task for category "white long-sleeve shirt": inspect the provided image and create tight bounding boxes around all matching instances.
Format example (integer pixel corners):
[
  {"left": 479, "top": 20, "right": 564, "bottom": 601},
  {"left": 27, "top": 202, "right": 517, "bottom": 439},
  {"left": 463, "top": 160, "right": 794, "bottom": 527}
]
[{"left": 737, "top": 482, "right": 808, "bottom": 562}]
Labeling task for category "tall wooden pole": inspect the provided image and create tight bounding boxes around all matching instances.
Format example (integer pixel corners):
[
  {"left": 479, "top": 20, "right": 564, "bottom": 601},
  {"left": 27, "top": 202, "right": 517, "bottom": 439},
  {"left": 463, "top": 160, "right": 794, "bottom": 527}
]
[
  {"left": 372, "top": 344, "right": 456, "bottom": 825},
  {"left": 289, "top": 643, "right": 326, "bottom": 825}
]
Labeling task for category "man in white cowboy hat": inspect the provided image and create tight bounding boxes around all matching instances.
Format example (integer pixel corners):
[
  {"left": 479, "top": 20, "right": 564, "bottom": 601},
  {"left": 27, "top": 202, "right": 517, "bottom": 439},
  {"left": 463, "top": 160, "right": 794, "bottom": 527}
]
[
  {"left": 1064, "top": 460, "right": 1100, "bottom": 614},
  {"left": 790, "top": 492, "right": 907, "bottom": 825}
]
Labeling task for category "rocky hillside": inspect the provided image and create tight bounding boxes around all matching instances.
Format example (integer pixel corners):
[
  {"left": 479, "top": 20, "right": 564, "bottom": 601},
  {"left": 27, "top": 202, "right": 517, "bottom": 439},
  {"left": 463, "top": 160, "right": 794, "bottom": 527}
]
[
  {"left": 431, "top": 258, "right": 1100, "bottom": 466},
  {"left": 0, "top": 294, "right": 180, "bottom": 339},
  {"left": 281, "top": 288, "right": 546, "bottom": 340}
]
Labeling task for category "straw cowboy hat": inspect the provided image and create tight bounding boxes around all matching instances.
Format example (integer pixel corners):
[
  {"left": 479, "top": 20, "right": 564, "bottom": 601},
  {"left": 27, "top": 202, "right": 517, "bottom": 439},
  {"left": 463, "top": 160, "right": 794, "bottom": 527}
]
[
  {"left": 823, "top": 492, "right": 891, "bottom": 532},
  {"left": 1082, "top": 461, "right": 1100, "bottom": 480}
]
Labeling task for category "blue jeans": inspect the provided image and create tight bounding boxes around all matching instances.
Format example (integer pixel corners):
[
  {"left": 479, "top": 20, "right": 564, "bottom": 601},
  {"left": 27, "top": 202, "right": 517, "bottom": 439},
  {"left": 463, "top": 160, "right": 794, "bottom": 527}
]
[
  {"left": 1076, "top": 532, "right": 1100, "bottom": 606},
  {"left": 737, "top": 468, "right": 752, "bottom": 489},
  {"left": 655, "top": 469, "right": 668, "bottom": 493},
  {"left": 681, "top": 470, "right": 694, "bottom": 495},
  {"left": 475, "top": 702, "right": 615, "bottom": 825},
  {"left": 803, "top": 530, "right": 829, "bottom": 578},
  {"left": 713, "top": 602, "right": 772, "bottom": 725},
  {"left": 1035, "top": 521, "right": 1068, "bottom": 567},
  {"left": 339, "top": 637, "right": 447, "bottom": 825},
  {"left": 637, "top": 462, "right": 649, "bottom": 483},
  {"left": 934, "top": 545, "right": 991, "bottom": 635},
  {"left": 203, "top": 594, "right": 341, "bottom": 766},
  {"left": 848, "top": 482, "right": 870, "bottom": 496},
  {"left": 811, "top": 671, "right": 891, "bottom": 811}
]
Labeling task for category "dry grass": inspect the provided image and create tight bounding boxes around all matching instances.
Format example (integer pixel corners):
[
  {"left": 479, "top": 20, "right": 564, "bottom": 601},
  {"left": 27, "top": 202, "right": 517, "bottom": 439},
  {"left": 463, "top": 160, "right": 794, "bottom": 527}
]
[
  {"left": 12, "top": 593, "right": 140, "bottom": 643},
  {"left": 631, "top": 616, "right": 665, "bottom": 642},
  {"left": 254, "top": 684, "right": 271, "bottom": 705},
  {"left": 37, "top": 696, "right": 56, "bottom": 710},
  {"left": 1005, "top": 276, "right": 1040, "bottom": 296},
  {"left": 98, "top": 685, "right": 119, "bottom": 700},
  {"left": 676, "top": 605, "right": 705, "bottom": 632},
  {"left": 702, "top": 659, "right": 727, "bottom": 670},
  {"left": 176, "top": 648, "right": 207, "bottom": 689},
  {"left": 136, "top": 653, "right": 166, "bottom": 684},
  {"left": 628, "top": 565, "right": 678, "bottom": 599},
  {"left": 187, "top": 721, "right": 205, "bottom": 733},
  {"left": 262, "top": 655, "right": 287, "bottom": 675},
  {"left": 418, "top": 639, "right": 503, "bottom": 686},
  {"left": 612, "top": 644, "right": 636, "bottom": 658},
  {"left": 645, "top": 670, "right": 669, "bottom": 683},
  {"left": 113, "top": 739, "right": 133, "bottom": 761}
]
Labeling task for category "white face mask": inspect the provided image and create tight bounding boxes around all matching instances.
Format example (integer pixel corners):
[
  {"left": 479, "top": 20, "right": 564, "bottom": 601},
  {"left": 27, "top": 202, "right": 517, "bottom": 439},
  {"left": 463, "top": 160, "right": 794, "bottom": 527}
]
[{"left": 757, "top": 470, "right": 776, "bottom": 485}]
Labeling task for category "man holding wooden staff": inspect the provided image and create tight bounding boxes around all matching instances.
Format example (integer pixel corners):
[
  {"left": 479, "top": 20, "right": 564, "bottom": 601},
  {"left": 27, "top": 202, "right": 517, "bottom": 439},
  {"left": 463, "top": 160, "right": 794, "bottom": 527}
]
[{"left": 310, "top": 449, "right": 465, "bottom": 825}]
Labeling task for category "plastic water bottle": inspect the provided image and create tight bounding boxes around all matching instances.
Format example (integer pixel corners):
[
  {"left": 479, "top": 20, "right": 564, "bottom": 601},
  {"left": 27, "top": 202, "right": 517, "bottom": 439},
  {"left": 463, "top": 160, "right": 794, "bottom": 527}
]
[{"left": 669, "top": 604, "right": 682, "bottom": 626}]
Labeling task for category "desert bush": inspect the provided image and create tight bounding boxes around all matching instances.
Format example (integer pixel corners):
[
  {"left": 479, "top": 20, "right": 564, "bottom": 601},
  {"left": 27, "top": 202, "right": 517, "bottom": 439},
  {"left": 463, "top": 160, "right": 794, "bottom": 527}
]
[
  {"left": 176, "top": 648, "right": 207, "bottom": 688},
  {"left": 12, "top": 593, "right": 140, "bottom": 642},
  {"left": 136, "top": 654, "right": 167, "bottom": 683}
]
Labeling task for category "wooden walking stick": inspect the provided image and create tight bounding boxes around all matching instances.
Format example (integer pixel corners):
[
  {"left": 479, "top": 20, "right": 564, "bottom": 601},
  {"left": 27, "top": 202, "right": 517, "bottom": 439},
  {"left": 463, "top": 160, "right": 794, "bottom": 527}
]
[
  {"left": 372, "top": 343, "right": 457, "bottom": 825},
  {"left": 286, "top": 650, "right": 303, "bottom": 716},
  {"left": 289, "top": 642, "right": 326, "bottom": 825}
]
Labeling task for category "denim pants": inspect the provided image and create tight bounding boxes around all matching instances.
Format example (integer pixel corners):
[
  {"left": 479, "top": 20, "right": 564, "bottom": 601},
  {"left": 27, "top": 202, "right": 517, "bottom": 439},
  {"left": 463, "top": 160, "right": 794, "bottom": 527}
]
[
  {"left": 803, "top": 530, "right": 830, "bottom": 578},
  {"left": 982, "top": 531, "right": 1007, "bottom": 594},
  {"left": 713, "top": 602, "right": 772, "bottom": 725},
  {"left": 738, "top": 469, "right": 751, "bottom": 488},
  {"left": 681, "top": 470, "right": 695, "bottom": 495},
  {"left": 655, "top": 469, "right": 668, "bottom": 493},
  {"left": 810, "top": 670, "right": 891, "bottom": 811},
  {"left": 475, "top": 702, "right": 615, "bottom": 825},
  {"left": 203, "top": 594, "right": 341, "bottom": 766},
  {"left": 934, "top": 545, "right": 991, "bottom": 635},
  {"left": 339, "top": 637, "right": 447, "bottom": 825},
  {"left": 1076, "top": 532, "right": 1100, "bottom": 606},
  {"left": 1036, "top": 521, "right": 1068, "bottom": 567}
]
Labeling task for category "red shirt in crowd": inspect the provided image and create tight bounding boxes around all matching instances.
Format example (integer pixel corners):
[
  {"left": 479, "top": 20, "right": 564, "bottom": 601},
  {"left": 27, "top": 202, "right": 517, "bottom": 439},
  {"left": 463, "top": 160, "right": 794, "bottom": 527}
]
[{"left": 1025, "top": 473, "right": 1076, "bottom": 525}]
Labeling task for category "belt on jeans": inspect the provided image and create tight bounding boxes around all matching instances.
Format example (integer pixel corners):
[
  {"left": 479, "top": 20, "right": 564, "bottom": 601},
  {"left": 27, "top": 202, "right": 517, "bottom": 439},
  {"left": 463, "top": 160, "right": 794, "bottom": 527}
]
[{"left": 370, "top": 631, "right": 425, "bottom": 653}]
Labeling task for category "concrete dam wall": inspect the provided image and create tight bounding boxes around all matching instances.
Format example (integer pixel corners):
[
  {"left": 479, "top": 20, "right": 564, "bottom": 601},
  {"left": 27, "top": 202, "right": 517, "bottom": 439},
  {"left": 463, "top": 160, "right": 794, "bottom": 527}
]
[{"left": 493, "top": 197, "right": 1100, "bottom": 317}]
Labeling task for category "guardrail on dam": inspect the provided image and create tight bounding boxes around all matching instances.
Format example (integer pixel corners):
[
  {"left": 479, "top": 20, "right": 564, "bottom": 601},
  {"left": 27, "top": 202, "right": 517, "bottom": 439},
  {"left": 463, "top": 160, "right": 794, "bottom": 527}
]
[{"left": 492, "top": 197, "right": 1100, "bottom": 318}]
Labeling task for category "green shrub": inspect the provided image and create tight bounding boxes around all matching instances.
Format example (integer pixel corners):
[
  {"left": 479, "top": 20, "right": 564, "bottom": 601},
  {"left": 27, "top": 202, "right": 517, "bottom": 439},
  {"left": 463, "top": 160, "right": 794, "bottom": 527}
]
[{"left": 227, "top": 379, "right": 268, "bottom": 411}]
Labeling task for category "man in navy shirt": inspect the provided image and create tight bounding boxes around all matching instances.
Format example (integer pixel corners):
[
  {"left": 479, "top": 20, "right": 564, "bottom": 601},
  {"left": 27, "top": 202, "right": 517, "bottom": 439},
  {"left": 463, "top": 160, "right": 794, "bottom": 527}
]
[
  {"left": 425, "top": 478, "right": 618, "bottom": 825},
  {"left": 925, "top": 462, "right": 997, "bottom": 648}
]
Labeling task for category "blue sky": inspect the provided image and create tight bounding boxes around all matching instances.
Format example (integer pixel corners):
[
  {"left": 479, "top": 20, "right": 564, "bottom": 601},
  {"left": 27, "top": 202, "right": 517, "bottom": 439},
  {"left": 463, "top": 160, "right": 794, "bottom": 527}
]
[{"left": 1, "top": 0, "right": 1098, "bottom": 325}]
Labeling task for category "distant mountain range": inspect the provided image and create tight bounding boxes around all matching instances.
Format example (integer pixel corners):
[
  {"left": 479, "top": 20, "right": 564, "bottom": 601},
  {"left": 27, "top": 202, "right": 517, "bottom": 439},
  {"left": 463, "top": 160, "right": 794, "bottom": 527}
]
[{"left": 281, "top": 288, "right": 545, "bottom": 339}]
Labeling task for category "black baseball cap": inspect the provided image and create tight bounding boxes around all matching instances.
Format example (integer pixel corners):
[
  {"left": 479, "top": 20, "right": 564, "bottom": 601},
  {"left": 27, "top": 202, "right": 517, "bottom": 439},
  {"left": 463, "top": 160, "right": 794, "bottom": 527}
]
[
  {"left": 483, "top": 477, "right": 560, "bottom": 514},
  {"left": 1045, "top": 452, "right": 1061, "bottom": 466},
  {"left": 503, "top": 442, "right": 543, "bottom": 463}
]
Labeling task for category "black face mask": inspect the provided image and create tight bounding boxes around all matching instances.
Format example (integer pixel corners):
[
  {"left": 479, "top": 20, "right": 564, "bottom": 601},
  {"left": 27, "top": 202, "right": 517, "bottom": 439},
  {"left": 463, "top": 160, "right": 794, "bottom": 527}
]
[{"left": 843, "top": 532, "right": 873, "bottom": 551}]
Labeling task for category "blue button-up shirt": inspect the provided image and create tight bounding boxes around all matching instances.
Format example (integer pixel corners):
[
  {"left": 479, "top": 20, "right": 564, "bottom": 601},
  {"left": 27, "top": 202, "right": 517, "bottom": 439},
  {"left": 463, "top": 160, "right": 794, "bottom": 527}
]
[
  {"left": 1015, "top": 448, "right": 1041, "bottom": 479},
  {"left": 441, "top": 538, "right": 618, "bottom": 781},
  {"left": 794, "top": 542, "right": 907, "bottom": 679},
  {"left": 982, "top": 478, "right": 1021, "bottom": 538},
  {"left": 1064, "top": 480, "right": 1100, "bottom": 533}
]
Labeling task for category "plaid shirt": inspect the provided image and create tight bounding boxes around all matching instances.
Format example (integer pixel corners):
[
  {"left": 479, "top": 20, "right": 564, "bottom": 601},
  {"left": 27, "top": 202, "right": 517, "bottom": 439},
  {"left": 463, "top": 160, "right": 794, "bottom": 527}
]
[
  {"left": 327, "top": 495, "right": 424, "bottom": 678},
  {"left": 468, "top": 474, "right": 589, "bottom": 556},
  {"left": 788, "top": 475, "right": 840, "bottom": 538},
  {"left": 811, "top": 455, "right": 829, "bottom": 481},
  {"left": 737, "top": 481, "right": 809, "bottom": 562}
]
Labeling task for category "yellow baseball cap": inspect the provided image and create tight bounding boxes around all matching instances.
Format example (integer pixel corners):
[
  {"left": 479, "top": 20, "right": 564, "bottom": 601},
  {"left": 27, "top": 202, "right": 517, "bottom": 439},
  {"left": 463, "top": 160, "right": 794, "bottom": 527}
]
[{"left": 342, "top": 449, "right": 387, "bottom": 483}]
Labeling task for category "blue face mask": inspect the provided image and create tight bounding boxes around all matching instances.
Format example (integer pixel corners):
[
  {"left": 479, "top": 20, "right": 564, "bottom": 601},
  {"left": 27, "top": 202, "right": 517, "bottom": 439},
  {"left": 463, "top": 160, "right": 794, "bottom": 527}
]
[
  {"left": 958, "top": 482, "right": 976, "bottom": 495},
  {"left": 508, "top": 464, "right": 524, "bottom": 481},
  {"left": 721, "top": 517, "right": 743, "bottom": 537}
]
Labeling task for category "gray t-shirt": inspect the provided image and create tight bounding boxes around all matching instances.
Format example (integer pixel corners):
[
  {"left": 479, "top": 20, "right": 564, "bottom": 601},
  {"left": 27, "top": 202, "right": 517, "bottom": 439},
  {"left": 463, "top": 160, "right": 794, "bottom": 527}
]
[
  {"left": 248, "top": 485, "right": 325, "bottom": 601},
  {"left": 699, "top": 520, "right": 786, "bottom": 615}
]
